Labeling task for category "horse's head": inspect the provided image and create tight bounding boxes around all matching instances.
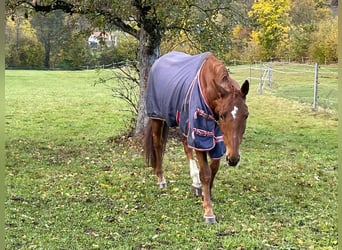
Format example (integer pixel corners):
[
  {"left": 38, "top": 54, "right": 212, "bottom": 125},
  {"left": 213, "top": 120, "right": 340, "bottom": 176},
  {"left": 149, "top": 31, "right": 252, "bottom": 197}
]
[
  {"left": 214, "top": 78, "right": 249, "bottom": 167},
  {"left": 200, "top": 55, "right": 249, "bottom": 166}
]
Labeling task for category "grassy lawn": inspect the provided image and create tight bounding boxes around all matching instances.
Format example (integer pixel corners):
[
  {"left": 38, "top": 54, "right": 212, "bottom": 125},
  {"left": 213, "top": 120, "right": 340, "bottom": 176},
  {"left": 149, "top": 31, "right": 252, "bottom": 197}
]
[{"left": 5, "top": 69, "right": 337, "bottom": 249}]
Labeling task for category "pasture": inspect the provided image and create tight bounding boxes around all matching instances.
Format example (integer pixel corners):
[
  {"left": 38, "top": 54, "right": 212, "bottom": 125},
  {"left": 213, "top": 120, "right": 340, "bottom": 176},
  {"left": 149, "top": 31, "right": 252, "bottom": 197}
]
[{"left": 5, "top": 68, "right": 337, "bottom": 249}]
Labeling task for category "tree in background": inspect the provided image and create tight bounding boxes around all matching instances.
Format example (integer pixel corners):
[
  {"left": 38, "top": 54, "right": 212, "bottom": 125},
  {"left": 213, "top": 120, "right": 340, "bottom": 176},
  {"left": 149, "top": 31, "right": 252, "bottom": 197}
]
[
  {"left": 248, "top": 0, "right": 291, "bottom": 60},
  {"left": 6, "top": 10, "right": 116, "bottom": 69},
  {"left": 245, "top": 0, "right": 337, "bottom": 62},
  {"left": 57, "top": 32, "right": 91, "bottom": 69},
  {"left": 287, "top": 0, "right": 317, "bottom": 61},
  {"left": 54, "top": 13, "right": 93, "bottom": 69},
  {"left": 288, "top": 0, "right": 333, "bottom": 62},
  {"left": 31, "top": 10, "right": 71, "bottom": 68},
  {"left": 309, "top": 17, "right": 338, "bottom": 64},
  {"left": 231, "top": 24, "right": 251, "bottom": 61},
  {"left": 160, "top": 0, "right": 252, "bottom": 61},
  {"left": 5, "top": 16, "right": 44, "bottom": 67},
  {"left": 91, "top": 32, "right": 139, "bottom": 67}
]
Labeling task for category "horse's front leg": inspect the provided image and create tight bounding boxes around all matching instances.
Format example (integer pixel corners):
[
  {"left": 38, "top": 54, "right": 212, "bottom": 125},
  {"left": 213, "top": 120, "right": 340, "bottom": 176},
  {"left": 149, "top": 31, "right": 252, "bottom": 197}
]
[
  {"left": 209, "top": 158, "right": 220, "bottom": 198},
  {"left": 182, "top": 137, "right": 202, "bottom": 196},
  {"left": 196, "top": 151, "right": 216, "bottom": 223}
]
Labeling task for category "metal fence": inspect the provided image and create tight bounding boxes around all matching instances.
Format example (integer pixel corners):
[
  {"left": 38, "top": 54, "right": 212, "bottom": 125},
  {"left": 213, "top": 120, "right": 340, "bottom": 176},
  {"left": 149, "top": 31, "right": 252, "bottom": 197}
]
[
  {"left": 6, "top": 60, "right": 338, "bottom": 111},
  {"left": 228, "top": 61, "right": 338, "bottom": 111}
]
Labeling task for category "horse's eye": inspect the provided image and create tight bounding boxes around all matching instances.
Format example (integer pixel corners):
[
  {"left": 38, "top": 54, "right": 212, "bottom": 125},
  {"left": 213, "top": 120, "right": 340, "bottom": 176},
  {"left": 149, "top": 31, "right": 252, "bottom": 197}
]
[{"left": 220, "top": 114, "right": 225, "bottom": 120}]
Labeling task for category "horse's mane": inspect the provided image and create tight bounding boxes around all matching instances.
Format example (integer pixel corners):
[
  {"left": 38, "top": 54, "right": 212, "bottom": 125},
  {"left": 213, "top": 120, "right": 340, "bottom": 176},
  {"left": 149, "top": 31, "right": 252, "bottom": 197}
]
[
  {"left": 206, "top": 55, "right": 238, "bottom": 89},
  {"left": 202, "top": 55, "right": 239, "bottom": 92},
  {"left": 214, "top": 60, "right": 229, "bottom": 82},
  {"left": 200, "top": 54, "right": 242, "bottom": 110}
]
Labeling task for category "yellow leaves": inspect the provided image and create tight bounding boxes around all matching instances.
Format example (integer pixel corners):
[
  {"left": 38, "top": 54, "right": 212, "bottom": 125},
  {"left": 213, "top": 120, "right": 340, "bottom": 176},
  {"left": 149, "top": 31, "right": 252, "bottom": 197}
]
[
  {"left": 211, "top": 12, "right": 223, "bottom": 25},
  {"left": 309, "top": 17, "right": 338, "bottom": 63},
  {"left": 6, "top": 16, "right": 16, "bottom": 28},
  {"left": 250, "top": 31, "right": 260, "bottom": 44},
  {"left": 232, "top": 24, "right": 242, "bottom": 38},
  {"left": 99, "top": 183, "right": 110, "bottom": 189},
  {"left": 248, "top": 0, "right": 291, "bottom": 58},
  {"left": 297, "top": 238, "right": 303, "bottom": 245},
  {"left": 272, "top": 221, "right": 282, "bottom": 228},
  {"left": 6, "top": 16, "right": 38, "bottom": 41}
]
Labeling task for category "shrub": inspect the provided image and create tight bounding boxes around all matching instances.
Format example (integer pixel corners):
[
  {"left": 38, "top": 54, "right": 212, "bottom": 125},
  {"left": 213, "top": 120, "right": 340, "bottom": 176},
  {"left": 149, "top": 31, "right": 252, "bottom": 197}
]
[
  {"left": 309, "top": 17, "right": 338, "bottom": 64},
  {"left": 6, "top": 37, "right": 44, "bottom": 68}
]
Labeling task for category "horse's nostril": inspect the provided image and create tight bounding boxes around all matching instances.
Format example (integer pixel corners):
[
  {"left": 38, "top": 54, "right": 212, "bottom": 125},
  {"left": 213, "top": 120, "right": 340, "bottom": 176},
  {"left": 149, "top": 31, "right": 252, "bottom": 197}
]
[{"left": 226, "top": 155, "right": 240, "bottom": 167}]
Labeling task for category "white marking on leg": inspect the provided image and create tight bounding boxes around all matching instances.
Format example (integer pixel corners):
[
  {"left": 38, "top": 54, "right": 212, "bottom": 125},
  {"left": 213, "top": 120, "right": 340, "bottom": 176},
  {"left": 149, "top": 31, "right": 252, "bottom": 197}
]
[
  {"left": 231, "top": 106, "right": 238, "bottom": 120},
  {"left": 158, "top": 177, "right": 167, "bottom": 188},
  {"left": 189, "top": 159, "right": 201, "bottom": 188}
]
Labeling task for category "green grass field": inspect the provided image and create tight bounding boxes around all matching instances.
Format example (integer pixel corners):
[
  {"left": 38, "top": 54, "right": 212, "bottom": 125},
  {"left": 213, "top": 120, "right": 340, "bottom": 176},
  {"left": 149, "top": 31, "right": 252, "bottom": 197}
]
[{"left": 5, "top": 68, "right": 337, "bottom": 249}]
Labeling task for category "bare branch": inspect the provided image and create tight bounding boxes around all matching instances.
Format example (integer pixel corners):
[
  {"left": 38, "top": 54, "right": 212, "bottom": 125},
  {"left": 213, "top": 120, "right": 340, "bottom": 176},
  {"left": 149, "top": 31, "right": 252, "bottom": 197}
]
[
  {"left": 94, "top": 63, "right": 140, "bottom": 116},
  {"left": 12, "top": 0, "right": 75, "bottom": 13},
  {"left": 96, "top": 10, "right": 139, "bottom": 39}
]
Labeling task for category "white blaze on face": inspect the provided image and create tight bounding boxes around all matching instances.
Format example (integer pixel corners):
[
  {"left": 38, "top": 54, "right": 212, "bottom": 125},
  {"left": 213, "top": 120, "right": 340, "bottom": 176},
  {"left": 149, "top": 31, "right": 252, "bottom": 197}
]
[{"left": 231, "top": 106, "right": 239, "bottom": 120}]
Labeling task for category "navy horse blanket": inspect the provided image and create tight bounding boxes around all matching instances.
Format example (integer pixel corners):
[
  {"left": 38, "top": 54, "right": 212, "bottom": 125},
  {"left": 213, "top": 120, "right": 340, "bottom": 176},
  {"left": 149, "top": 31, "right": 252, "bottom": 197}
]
[{"left": 146, "top": 51, "right": 226, "bottom": 159}]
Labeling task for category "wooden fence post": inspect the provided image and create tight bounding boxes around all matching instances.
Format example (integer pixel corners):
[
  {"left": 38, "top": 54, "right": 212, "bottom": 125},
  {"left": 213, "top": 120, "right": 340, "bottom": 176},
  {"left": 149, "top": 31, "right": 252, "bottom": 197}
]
[{"left": 313, "top": 63, "right": 319, "bottom": 110}]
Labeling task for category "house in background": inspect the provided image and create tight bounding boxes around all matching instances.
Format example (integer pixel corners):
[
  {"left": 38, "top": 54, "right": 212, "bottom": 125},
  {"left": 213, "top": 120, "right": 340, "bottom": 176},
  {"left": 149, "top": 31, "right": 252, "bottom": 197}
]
[{"left": 88, "top": 31, "right": 118, "bottom": 48}]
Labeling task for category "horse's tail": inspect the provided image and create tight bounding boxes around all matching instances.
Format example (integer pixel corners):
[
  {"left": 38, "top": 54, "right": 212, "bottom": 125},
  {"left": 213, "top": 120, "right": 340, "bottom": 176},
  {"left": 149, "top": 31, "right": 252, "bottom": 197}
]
[{"left": 144, "top": 119, "right": 169, "bottom": 168}]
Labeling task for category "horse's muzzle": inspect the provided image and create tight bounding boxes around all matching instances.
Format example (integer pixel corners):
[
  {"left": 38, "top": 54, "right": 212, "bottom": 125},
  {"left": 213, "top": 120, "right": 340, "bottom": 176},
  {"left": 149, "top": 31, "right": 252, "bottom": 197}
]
[{"left": 226, "top": 155, "right": 240, "bottom": 167}]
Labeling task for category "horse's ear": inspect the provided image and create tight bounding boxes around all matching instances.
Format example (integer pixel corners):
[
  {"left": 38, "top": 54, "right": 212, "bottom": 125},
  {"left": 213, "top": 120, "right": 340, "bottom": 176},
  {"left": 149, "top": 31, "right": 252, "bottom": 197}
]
[{"left": 241, "top": 80, "right": 249, "bottom": 97}]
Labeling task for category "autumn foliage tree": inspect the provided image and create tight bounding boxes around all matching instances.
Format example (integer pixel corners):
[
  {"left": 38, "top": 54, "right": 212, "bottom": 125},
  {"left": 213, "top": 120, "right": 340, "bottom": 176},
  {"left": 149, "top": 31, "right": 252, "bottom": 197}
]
[
  {"left": 5, "top": 16, "right": 44, "bottom": 67},
  {"left": 309, "top": 17, "right": 338, "bottom": 63},
  {"left": 248, "top": 0, "right": 291, "bottom": 60},
  {"left": 31, "top": 10, "right": 71, "bottom": 68}
]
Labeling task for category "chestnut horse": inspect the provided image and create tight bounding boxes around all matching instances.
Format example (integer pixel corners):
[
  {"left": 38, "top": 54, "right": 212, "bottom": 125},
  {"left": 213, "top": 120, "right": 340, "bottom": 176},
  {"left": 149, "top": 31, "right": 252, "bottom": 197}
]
[{"left": 144, "top": 51, "right": 249, "bottom": 223}]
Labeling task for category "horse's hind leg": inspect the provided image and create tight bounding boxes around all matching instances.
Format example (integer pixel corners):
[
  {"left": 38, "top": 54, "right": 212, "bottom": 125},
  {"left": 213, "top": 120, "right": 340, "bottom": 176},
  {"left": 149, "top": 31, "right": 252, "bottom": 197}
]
[
  {"left": 151, "top": 119, "right": 167, "bottom": 188},
  {"left": 182, "top": 136, "right": 202, "bottom": 196}
]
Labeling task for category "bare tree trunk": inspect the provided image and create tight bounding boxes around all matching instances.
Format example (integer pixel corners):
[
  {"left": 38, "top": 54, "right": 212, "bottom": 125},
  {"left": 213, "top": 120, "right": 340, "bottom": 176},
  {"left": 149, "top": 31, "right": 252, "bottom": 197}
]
[
  {"left": 44, "top": 44, "right": 50, "bottom": 69},
  {"left": 134, "top": 27, "right": 160, "bottom": 136}
]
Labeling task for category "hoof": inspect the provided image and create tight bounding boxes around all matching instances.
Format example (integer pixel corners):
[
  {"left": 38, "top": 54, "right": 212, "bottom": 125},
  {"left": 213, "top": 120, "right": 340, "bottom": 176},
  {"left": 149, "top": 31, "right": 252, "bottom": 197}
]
[
  {"left": 190, "top": 185, "right": 202, "bottom": 197},
  {"left": 204, "top": 216, "right": 217, "bottom": 224},
  {"left": 159, "top": 182, "right": 167, "bottom": 188},
  {"left": 158, "top": 178, "right": 167, "bottom": 188},
  {"left": 158, "top": 177, "right": 167, "bottom": 189}
]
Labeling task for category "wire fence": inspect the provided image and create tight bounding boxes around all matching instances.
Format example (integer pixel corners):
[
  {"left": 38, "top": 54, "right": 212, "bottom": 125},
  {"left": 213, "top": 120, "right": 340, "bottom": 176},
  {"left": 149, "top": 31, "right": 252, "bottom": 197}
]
[
  {"left": 79, "top": 60, "right": 139, "bottom": 70},
  {"left": 5, "top": 60, "right": 139, "bottom": 71},
  {"left": 228, "top": 61, "right": 338, "bottom": 112},
  {"left": 6, "top": 59, "right": 338, "bottom": 112},
  {"left": 88, "top": 59, "right": 338, "bottom": 112}
]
